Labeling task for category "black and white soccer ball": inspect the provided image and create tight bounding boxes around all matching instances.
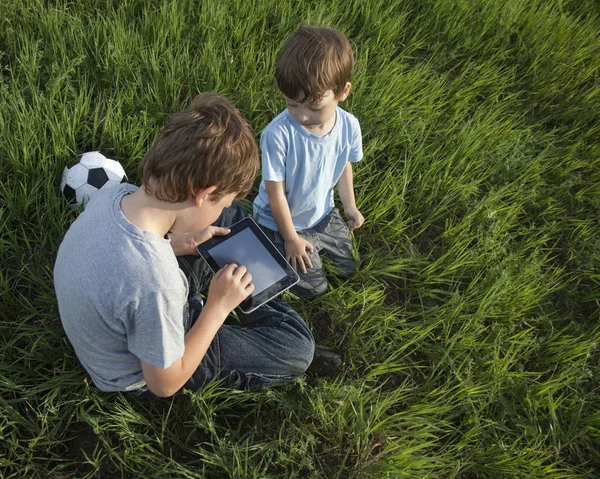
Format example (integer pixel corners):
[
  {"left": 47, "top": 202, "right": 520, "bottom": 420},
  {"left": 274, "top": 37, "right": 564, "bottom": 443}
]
[{"left": 60, "top": 151, "right": 127, "bottom": 209}]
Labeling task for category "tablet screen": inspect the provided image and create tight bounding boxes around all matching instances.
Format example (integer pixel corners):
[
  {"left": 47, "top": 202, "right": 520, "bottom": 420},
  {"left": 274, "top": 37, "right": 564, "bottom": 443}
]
[
  {"left": 197, "top": 217, "right": 299, "bottom": 313},
  {"left": 207, "top": 228, "right": 287, "bottom": 295}
]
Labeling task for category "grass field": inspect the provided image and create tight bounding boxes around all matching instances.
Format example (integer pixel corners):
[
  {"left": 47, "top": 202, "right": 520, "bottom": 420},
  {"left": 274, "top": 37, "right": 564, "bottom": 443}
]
[{"left": 1, "top": 0, "right": 599, "bottom": 477}]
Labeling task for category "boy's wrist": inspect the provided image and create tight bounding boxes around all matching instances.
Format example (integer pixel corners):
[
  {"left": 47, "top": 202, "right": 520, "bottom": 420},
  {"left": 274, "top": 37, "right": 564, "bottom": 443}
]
[
  {"left": 281, "top": 230, "right": 299, "bottom": 242},
  {"left": 198, "top": 301, "right": 229, "bottom": 325}
]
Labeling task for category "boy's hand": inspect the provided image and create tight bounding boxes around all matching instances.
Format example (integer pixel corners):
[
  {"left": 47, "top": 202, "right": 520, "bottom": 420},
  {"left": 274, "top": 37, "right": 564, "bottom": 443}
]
[
  {"left": 344, "top": 207, "right": 364, "bottom": 230},
  {"left": 206, "top": 263, "right": 254, "bottom": 315},
  {"left": 168, "top": 226, "right": 231, "bottom": 256},
  {"left": 284, "top": 236, "right": 314, "bottom": 274}
]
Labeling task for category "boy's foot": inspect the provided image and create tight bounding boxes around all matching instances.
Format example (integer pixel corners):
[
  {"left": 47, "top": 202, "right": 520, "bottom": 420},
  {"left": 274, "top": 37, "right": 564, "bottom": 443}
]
[{"left": 306, "top": 347, "right": 342, "bottom": 377}]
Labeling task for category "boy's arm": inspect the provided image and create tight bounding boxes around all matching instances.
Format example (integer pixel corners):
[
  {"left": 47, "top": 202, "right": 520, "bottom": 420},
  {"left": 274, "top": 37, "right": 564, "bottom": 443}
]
[
  {"left": 337, "top": 162, "right": 364, "bottom": 230},
  {"left": 264, "top": 180, "right": 314, "bottom": 274},
  {"left": 141, "top": 263, "right": 254, "bottom": 397}
]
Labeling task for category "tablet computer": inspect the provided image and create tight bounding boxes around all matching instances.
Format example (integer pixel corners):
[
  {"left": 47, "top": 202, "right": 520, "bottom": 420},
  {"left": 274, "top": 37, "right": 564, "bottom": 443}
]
[{"left": 196, "top": 217, "right": 299, "bottom": 313}]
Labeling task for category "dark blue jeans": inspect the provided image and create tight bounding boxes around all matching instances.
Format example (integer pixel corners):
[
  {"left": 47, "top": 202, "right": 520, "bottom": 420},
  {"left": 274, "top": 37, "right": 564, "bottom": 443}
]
[{"left": 177, "top": 202, "right": 315, "bottom": 391}]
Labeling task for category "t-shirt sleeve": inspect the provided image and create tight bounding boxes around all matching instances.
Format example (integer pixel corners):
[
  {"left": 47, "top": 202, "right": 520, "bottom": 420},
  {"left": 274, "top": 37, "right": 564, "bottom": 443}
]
[
  {"left": 120, "top": 289, "right": 186, "bottom": 369},
  {"left": 349, "top": 119, "right": 363, "bottom": 163},
  {"left": 260, "top": 128, "right": 287, "bottom": 182}
]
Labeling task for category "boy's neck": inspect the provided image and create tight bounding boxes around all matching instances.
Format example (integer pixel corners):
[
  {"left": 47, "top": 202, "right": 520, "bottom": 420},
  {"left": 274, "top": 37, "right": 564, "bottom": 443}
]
[
  {"left": 120, "top": 187, "right": 177, "bottom": 238},
  {"left": 301, "top": 111, "right": 337, "bottom": 137},
  {"left": 300, "top": 109, "right": 337, "bottom": 136}
]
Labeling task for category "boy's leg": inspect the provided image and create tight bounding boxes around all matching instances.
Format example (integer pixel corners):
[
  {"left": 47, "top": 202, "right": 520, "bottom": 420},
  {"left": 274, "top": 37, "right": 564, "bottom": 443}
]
[
  {"left": 175, "top": 202, "right": 315, "bottom": 389},
  {"left": 313, "top": 208, "right": 358, "bottom": 278},
  {"left": 184, "top": 297, "right": 315, "bottom": 390},
  {"left": 261, "top": 226, "right": 329, "bottom": 299}
]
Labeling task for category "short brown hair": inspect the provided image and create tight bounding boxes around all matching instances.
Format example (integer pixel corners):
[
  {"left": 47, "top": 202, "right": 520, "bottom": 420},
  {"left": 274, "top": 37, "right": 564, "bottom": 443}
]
[
  {"left": 275, "top": 25, "right": 354, "bottom": 104},
  {"left": 139, "top": 93, "right": 259, "bottom": 202}
]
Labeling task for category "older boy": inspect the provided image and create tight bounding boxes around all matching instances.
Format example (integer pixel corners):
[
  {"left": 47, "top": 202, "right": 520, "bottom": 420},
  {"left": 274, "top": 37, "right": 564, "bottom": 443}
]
[
  {"left": 253, "top": 25, "right": 364, "bottom": 299},
  {"left": 54, "top": 93, "right": 315, "bottom": 397}
]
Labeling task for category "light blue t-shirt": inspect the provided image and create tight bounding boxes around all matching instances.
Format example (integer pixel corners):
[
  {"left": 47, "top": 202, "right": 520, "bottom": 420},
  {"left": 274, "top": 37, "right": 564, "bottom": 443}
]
[{"left": 253, "top": 107, "right": 362, "bottom": 231}]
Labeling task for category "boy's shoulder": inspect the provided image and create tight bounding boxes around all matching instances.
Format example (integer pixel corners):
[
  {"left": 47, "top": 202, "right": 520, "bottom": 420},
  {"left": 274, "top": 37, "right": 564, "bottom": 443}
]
[
  {"left": 330, "top": 107, "right": 361, "bottom": 142},
  {"left": 337, "top": 106, "right": 360, "bottom": 128},
  {"left": 261, "top": 110, "right": 292, "bottom": 137}
]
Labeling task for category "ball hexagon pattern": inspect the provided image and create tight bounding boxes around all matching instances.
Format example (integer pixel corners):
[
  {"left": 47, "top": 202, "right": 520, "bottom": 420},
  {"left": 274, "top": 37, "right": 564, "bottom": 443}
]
[{"left": 60, "top": 152, "right": 127, "bottom": 210}]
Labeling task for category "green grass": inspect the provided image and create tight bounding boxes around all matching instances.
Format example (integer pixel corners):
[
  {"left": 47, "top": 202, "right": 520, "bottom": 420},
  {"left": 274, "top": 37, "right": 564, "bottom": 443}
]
[{"left": 1, "top": 0, "right": 599, "bottom": 476}]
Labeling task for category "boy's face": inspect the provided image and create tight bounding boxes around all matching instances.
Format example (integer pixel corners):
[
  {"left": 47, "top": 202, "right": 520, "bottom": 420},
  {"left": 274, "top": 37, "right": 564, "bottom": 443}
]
[
  {"left": 284, "top": 84, "right": 350, "bottom": 129},
  {"left": 200, "top": 191, "right": 237, "bottom": 227},
  {"left": 175, "top": 190, "right": 237, "bottom": 234}
]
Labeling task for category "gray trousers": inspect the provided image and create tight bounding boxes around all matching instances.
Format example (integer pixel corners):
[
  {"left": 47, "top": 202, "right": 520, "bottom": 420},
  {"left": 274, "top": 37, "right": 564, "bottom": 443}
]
[{"left": 260, "top": 208, "right": 358, "bottom": 298}]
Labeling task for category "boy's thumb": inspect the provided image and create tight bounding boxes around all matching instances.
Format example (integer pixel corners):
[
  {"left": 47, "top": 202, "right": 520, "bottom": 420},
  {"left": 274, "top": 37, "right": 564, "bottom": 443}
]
[{"left": 212, "top": 227, "right": 231, "bottom": 237}]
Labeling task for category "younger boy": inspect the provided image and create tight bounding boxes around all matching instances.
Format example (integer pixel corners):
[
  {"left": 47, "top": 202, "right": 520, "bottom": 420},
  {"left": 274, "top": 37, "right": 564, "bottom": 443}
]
[
  {"left": 253, "top": 25, "right": 364, "bottom": 299},
  {"left": 54, "top": 93, "right": 315, "bottom": 397}
]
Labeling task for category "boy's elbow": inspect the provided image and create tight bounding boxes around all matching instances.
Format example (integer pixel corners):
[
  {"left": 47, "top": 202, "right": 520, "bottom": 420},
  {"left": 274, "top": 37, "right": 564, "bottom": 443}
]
[
  {"left": 142, "top": 368, "right": 182, "bottom": 397},
  {"left": 141, "top": 359, "right": 184, "bottom": 397},
  {"left": 147, "top": 383, "right": 178, "bottom": 398}
]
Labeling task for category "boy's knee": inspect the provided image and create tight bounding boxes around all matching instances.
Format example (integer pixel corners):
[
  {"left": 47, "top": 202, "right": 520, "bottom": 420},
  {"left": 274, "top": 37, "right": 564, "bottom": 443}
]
[
  {"left": 291, "top": 330, "right": 316, "bottom": 374},
  {"left": 260, "top": 316, "right": 314, "bottom": 381},
  {"left": 269, "top": 301, "right": 315, "bottom": 374},
  {"left": 214, "top": 201, "right": 248, "bottom": 227},
  {"left": 333, "top": 253, "right": 359, "bottom": 279},
  {"left": 228, "top": 201, "right": 248, "bottom": 217},
  {"left": 292, "top": 279, "right": 328, "bottom": 299},
  {"left": 340, "top": 256, "right": 359, "bottom": 278}
]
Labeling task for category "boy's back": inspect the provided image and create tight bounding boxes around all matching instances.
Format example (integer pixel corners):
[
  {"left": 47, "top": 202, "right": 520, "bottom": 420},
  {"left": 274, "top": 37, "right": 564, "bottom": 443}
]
[{"left": 54, "top": 183, "right": 187, "bottom": 391}]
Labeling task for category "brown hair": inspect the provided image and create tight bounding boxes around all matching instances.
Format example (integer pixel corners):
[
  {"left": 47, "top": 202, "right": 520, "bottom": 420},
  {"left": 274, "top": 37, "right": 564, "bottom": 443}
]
[
  {"left": 275, "top": 25, "right": 354, "bottom": 104},
  {"left": 138, "top": 93, "right": 259, "bottom": 202}
]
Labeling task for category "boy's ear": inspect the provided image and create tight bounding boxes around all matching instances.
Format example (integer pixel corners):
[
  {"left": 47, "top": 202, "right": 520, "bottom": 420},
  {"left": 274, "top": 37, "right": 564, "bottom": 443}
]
[
  {"left": 340, "top": 82, "right": 352, "bottom": 101},
  {"left": 193, "top": 185, "right": 218, "bottom": 206}
]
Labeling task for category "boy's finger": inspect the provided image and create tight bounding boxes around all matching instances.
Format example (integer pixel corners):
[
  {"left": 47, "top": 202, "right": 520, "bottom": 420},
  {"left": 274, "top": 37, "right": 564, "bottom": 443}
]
[
  {"left": 303, "top": 254, "right": 313, "bottom": 270},
  {"left": 233, "top": 264, "right": 247, "bottom": 279},
  {"left": 211, "top": 227, "right": 231, "bottom": 237},
  {"left": 214, "top": 264, "right": 228, "bottom": 279},
  {"left": 290, "top": 257, "right": 297, "bottom": 272},
  {"left": 241, "top": 272, "right": 253, "bottom": 287},
  {"left": 223, "top": 263, "right": 239, "bottom": 276},
  {"left": 299, "top": 256, "right": 308, "bottom": 274}
]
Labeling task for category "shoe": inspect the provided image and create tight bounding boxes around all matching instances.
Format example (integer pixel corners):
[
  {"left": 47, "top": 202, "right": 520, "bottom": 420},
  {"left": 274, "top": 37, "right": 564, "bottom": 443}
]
[{"left": 306, "top": 347, "right": 342, "bottom": 377}]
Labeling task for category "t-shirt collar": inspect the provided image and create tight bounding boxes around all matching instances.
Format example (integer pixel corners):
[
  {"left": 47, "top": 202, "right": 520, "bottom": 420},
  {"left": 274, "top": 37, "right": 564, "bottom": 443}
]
[{"left": 285, "top": 107, "right": 340, "bottom": 142}]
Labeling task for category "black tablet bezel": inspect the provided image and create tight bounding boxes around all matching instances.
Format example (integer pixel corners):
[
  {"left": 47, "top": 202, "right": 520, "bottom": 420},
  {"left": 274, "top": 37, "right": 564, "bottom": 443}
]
[{"left": 196, "top": 217, "right": 299, "bottom": 313}]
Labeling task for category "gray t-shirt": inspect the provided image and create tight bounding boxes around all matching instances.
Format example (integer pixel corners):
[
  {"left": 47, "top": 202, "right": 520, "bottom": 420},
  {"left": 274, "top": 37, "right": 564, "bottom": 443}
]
[{"left": 53, "top": 184, "right": 188, "bottom": 391}]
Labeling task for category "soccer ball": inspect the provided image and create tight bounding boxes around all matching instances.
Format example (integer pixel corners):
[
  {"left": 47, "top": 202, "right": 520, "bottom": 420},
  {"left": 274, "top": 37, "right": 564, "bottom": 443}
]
[{"left": 60, "top": 151, "right": 127, "bottom": 209}]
